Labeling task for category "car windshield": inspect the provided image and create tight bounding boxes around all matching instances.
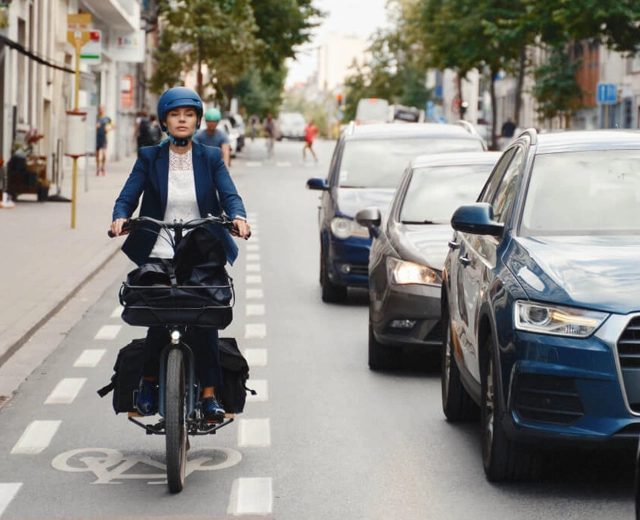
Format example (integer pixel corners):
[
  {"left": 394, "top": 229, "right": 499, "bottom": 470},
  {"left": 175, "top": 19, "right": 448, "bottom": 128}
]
[
  {"left": 338, "top": 138, "right": 485, "bottom": 188},
  {"left": 520, "top": 150, "right": 640, "bottom": 236},
  {"left": 280, "top": 114, "right": 305, "bottom": 126},
  {"left": 400, "top": 164, "right": 494, "bottom": 224}
]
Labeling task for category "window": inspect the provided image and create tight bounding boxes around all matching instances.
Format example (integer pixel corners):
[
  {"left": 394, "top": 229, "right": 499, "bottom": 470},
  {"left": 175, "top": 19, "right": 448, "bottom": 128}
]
[
  {"left": 479, "top": 148, "right": 516, "bottom": 204},
  {"left": 491, "top": 147, "right": 525, "bottom": 223}
]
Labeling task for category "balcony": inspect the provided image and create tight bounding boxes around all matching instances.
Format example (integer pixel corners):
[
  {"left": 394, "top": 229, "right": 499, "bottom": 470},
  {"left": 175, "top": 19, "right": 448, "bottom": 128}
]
[{"left": 80, "top": 0, "right": 140, "bottom": 31}]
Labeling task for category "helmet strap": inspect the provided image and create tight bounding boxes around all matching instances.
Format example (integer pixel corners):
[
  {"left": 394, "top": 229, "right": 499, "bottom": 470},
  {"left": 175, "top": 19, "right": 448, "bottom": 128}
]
[{"left": 166, "top": 127, "right": 199, "bottom": 147}]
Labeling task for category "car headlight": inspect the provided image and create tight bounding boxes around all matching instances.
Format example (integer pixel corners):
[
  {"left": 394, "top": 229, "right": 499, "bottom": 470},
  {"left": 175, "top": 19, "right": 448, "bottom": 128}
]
[
  {"left": 330, "top": 217, "right": 369, "bottom": 239},
  {"left": 514, "top": 301, "right": 608, "bottom": 338},
  {"left": 387, "top": 257, "right": 438, "bottom": 285}
]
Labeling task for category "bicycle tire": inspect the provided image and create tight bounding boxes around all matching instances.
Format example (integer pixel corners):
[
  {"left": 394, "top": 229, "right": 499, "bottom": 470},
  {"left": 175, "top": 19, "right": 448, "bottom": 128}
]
[{"left": 165, "top": 347, "right": 187, "bottom": 493}]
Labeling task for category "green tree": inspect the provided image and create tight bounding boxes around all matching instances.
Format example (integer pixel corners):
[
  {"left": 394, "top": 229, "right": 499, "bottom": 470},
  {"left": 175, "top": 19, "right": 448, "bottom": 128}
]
[{"left": 531, "top": 46, "right": 583, "bottom": 127}]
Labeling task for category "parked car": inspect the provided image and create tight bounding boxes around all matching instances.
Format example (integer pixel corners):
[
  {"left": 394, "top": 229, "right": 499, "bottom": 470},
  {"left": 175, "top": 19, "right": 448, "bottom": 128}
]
[
  {"left": 355, "top": 98, "right": 390, "bottom": 125},
  {"left": 356, "top": 152, "right": 501, "bottom": 369},
  {"left": 276, "top": 112, "right": 306, "bottom": 141},
  {"left": 306, "top": 121, "right": 487, "bottom": 303},
  {"left": 441, "top": 128, "right": 640, "bottom": 482}
]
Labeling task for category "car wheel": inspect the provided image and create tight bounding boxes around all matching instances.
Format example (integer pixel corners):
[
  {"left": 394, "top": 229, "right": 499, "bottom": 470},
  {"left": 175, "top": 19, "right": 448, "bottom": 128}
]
[
  {"left": 481, "top": 335, "right": 537, "bottom": 482},
  {"left": 368, "top": 321, "right": 401, "bottom": 370},
  {"left": 320, "top": 250, "right": 347, "bottom": 303},
  {"left": 441, "top": 309, "right": 478, "bottom": 421}
]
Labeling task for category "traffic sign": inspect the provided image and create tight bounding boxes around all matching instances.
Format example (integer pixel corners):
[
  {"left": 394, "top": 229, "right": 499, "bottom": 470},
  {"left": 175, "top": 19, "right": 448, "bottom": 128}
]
[{"left": 597, "top": 83, "right": 617, "bottom": 105}]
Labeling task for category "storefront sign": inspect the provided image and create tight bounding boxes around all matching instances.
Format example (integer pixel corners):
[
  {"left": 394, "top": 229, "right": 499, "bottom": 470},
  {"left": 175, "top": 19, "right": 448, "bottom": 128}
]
[{"left": 110, "top": 30, "right": 145, "bottom": 63}]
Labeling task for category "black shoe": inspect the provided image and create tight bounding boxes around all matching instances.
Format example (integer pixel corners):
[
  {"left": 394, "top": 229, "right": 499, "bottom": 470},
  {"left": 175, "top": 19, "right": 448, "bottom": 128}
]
[
  {"left": 135, "top": 378, "right": 158, "bottom": 415},
  {"left": 201, "top": 396, "right": 225, "bottom": 422}
]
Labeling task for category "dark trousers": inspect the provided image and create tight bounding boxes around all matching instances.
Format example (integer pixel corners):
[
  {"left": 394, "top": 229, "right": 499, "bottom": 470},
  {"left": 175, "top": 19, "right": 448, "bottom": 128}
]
[{"left": 143, "top": 326, "right": 222, "bottom": 388}]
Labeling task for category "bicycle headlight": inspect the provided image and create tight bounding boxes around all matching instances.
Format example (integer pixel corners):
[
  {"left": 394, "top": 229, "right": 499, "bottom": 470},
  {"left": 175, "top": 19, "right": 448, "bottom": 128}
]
[
  {"left": 387, "top": 257, "right": 438, "bottom": 285},
  {"left": 514, "top": 301, "right": 608, "bottom": 338},
  {"left": 330, "top": 217, "right": 369, "bottom": 239}
]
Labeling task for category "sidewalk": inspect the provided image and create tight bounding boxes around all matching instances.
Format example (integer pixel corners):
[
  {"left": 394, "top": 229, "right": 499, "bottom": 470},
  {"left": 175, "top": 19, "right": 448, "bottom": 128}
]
[{"left": 0, "top": 155, "right": 136, "bottom": 368}]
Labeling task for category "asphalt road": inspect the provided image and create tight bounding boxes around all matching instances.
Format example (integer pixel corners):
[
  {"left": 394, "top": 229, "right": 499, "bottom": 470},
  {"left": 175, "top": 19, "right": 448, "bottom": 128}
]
[{"left": 0, "top": 137, "right": 636, "bottom": 519}]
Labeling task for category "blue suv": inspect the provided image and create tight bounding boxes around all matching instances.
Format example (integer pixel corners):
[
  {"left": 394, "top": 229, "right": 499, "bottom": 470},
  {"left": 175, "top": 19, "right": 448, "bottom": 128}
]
[
  {"left": 307, "top": 122, "right": 486, "bottom": 302},
  {"left": 442, "top": 129, "right": 640, "bottom": 481}
]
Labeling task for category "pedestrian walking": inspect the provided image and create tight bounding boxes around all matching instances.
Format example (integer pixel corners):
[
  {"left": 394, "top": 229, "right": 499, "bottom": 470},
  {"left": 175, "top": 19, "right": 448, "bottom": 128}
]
[
  {"left": 263, "top": 113, "right": 276, "bottom": 157},
  {"left": 303, "top": 119, "right": 318, "bottom": 162},
  {"left": 96, "top": 106, "right": 115, "bottom": 176},
  {"left": 249, "top": 114, "right": 259, "bottom": 141}
]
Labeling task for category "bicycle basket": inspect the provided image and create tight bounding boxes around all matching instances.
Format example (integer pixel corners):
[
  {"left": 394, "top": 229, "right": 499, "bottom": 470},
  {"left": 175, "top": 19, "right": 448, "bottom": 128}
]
[{"left": 119, "top": 281, "right": 234, "bottom": 328}]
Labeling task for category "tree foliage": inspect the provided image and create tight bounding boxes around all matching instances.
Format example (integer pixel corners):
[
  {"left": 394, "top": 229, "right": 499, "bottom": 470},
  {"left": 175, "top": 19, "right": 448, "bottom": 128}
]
[{"left": 150, "top": 0, "right": 324, "bottom": 111}]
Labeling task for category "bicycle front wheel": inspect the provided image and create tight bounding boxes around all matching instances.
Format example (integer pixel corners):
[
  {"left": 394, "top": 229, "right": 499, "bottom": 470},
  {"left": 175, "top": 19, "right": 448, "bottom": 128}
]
[{"left": 165, "top": 347, "right": 187, "bottom": 493}]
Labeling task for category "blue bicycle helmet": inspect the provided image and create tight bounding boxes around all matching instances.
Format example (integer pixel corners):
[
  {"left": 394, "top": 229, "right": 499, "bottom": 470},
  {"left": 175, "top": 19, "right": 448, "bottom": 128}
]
[{"left": 157, "top": 87, "right": 204, "bottom": 146}]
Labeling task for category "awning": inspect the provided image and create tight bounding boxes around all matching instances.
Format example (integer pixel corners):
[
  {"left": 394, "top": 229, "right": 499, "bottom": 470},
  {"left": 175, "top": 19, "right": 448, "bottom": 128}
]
[{"left": 0, "top": 34, "right": 75, "bottom": 74}]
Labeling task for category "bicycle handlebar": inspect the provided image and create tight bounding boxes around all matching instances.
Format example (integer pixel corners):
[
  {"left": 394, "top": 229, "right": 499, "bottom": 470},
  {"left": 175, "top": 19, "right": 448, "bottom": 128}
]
[{"left": 108, "top": 214, "right": 242, "bottom": 238}]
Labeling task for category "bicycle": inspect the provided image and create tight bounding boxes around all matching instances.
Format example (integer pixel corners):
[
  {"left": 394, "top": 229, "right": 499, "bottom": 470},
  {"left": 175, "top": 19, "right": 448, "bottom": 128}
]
[{"left": 108, "top": 214, "right": 244, "bottom": 493}]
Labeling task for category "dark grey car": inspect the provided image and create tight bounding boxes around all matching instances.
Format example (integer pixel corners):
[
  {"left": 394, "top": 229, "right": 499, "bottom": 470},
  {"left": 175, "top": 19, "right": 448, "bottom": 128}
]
[{"left": 356, "top": 151, "right": 501, "bottom": 369}]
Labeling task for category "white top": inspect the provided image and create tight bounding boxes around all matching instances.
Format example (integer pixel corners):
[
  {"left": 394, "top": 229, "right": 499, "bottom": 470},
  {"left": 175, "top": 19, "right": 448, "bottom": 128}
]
[{"left": 150, "top": 148, "right": 201, "bottom": 259}]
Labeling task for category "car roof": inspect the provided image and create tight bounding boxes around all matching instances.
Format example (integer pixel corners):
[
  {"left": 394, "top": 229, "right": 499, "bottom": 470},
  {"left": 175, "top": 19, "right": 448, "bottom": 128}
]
[
  {"left": 533, "top": 129, "right": 640, "bottom": 154},
  {"left": 345, "top": 122, "right": 483, "bottom": 141},
  {"left": 409, "top": 151, "right": 502, "bottom": 169}
]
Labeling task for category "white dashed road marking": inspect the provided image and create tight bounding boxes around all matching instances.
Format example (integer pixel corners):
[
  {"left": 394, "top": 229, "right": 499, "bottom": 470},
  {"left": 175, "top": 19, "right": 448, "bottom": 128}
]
[
  {"left": 10, "top": 420, "right": 61, "bottom": 454},
  {"left": 246, "top": 288, "right": 264, "bottom": 300},
  {"left": 94, "top": 325, "right": 121, "bottom": 340},
  {"left": 247, "top": 254, "right": 261, "bottom": 262},
  {"left": 246, "top": 275, "right": 262, "bottom": 284},
  {"left": 244, "top": 348, "right": 267, "bottom": 367},
  {"left": 246, "top": 264, "right": 261, "bottom": 272},
  {"left": 238, "top": 419, "right": 271, "bottom": 448},
  {"left": 73, "top": 349, "right": 106, "bottom": 368},
  {"left": 245, "top": 161, "right": 263, "bottom": 167},
  {"left": 246, "top": 304, "right": 265, "bottom": 317},
  {"left": 110, "top": 305, "right": 122, "bottom": 318},
  {"left": 44, "top": 378, "right": 86, "bottom": 404},
  {"left": 0, "top": 483, "right": 22, "bottom": 516},
  {"left": 247, "top": 244, "right": 260, "bottom": 252},
  {"left": 245, "top": 324, "right": 266, "bottom": 339},
  {"left": 228, "top": 477, "right": 273, "bottom": 515}
]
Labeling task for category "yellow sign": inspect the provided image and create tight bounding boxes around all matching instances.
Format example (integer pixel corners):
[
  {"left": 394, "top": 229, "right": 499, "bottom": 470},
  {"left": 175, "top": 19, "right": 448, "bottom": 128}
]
[
  {"left": 67, "top": 13, "right": 92, "bottom": 30},
  {"left": 67, "top": 30, "right": 92, "bottom": 48}
]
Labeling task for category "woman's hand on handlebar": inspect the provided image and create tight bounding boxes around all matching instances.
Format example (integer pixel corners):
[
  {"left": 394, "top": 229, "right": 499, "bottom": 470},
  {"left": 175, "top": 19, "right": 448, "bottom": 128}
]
[
  {"left": 110, "top": 218, "right": 129, "bottom": 237},
  {"left": 232, "top": 217, "right": 251, "bottom": 239}
]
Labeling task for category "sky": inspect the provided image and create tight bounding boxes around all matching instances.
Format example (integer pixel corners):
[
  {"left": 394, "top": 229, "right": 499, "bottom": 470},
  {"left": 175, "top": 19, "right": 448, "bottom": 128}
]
[{"left": 285, "top": 0, "right": 390, "bottom": 87}]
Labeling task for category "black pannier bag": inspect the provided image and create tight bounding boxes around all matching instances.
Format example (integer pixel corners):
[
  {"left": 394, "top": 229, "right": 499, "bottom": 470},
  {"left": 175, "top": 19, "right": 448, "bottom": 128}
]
[
  {"left": 217, "top": 337, "right": 256, "bottom": 414},
  {"left": 97, "top": 338, "right": 146, "bottom": 414}
]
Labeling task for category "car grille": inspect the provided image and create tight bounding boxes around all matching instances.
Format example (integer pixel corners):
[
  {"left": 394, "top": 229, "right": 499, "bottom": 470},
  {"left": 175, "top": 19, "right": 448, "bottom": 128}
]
[
  {"left": 349, "top": 265, "right": 368, "bottom": 276},
  {"left": 616, "top": 317, "right": 640, "bottom": 412},
  {"left": 513, "top": 374, "right": 584, "bottom": 424}
]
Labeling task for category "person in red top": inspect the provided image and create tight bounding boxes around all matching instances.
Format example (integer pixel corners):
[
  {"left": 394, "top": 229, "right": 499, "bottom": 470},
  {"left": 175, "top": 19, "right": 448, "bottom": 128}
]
[{"left": 303, "top": 119, "right": 318, "bottom": 162}]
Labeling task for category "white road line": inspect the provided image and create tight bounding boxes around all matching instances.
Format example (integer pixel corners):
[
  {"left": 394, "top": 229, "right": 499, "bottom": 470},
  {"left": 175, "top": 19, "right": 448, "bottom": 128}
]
[
  {"left": 73, "top": 349, "right": 106, "bottom": 368},
  {"left": 276, "top": 161, "right": 291, "bottom": 167},
  {"left": 245, "top": 161, "right": 263, "bottom": 167},
  {"left": 245, "top": 323, "right": 266, "bottom": 339},
  {"left": 246, "top": 253, "right": 261, "bottom": 262},
  {"left": 94, "top": 325, "right": 121, "bottom": 340},
  {"left": 44, "top": 378, "right": 86, "bottom": 404},
  {"left": 244, "top": 348, "right": 267, "bottom": 367},
  {"left": 237, "top": 419, "right": 271, "bottom": 448},
  {"left": 246, "top": 288, "right": 264, "bottom": 300},
  {"left": 246, "top": 275, "right": 262, "bottom": 284},
  {"left": 10, "top": 420, "right": 61, "bottom": 454},
  {"left": 110, "top": 305, "right": 122, "bottom": 318},
  {"left": 247, "top": 380, "right": 268, "bottom": 402},
  {"left": 246, "top": 264, "right": 261, "bottom": 273},
  {"left": 246, "top": 304, "right": 265, "bottom": 316},
  {"left": 0, "top": 483, "right": 22, "bottom": 516},
  {"left": 247, "top": 244, "right": 260, "bottom": 252},
  {"left": 228, "top": 477, "right": 273, "bottom": 515}
]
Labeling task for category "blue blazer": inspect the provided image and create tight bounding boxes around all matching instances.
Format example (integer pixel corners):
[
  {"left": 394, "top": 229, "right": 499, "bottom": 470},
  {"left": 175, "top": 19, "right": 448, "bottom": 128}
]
[{"left": 112, "top": 140, "right": 246, "bottom": 266}]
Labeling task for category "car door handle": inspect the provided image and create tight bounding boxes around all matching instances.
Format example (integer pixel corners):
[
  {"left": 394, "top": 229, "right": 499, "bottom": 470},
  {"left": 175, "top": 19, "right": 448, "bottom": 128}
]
[
  {"left": 459, "top": 254, "right": 471, "bottom": 267},
  {"left": 448, "top": 240, "right": 460, "bottom": 250}
]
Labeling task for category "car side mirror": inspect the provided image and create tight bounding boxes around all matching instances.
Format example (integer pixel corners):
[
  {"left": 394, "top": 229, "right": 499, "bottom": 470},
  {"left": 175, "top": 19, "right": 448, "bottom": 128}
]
[
  {"left": 451, "top": 203, "right": 504, "bottom": 237},
  {"left": 306, "top": 178, "right": 328, "bottom": 191},
  {"left": 355, "top": 207, "right": 382, "bottom": 238}
]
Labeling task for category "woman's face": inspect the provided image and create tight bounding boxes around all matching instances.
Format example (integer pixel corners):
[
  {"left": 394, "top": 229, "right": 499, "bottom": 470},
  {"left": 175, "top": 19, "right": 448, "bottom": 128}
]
[{"left": 164, "top": 107, "right": 198, "bottom": 139}]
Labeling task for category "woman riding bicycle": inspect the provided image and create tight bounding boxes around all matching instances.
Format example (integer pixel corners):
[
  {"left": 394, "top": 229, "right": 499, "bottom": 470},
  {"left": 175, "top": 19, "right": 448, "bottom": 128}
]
[{"left": 110, "top": 86, "right": 251, "bottom": 422}]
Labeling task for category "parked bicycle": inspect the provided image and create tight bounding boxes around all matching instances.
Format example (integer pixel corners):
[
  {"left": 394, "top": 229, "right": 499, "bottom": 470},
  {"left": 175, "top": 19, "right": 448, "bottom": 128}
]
[{"left": 106, "top": 214, "right": 247, "bottom": 493}]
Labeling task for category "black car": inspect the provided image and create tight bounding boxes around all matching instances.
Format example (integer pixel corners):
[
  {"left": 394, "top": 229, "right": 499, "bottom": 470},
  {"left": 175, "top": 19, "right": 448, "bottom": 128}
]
[
  {"left": 306, "top": 122, "right": 487, "bottom": 303},
  {"left": 356, "top": 152, "right": 501, "bottom": 369}
]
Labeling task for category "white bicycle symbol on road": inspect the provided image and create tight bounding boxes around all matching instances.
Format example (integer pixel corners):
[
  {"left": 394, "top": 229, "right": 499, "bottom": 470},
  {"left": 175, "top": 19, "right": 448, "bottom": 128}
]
[{"left": 52, "top": 447, "right": 242, "bottom": 484}]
